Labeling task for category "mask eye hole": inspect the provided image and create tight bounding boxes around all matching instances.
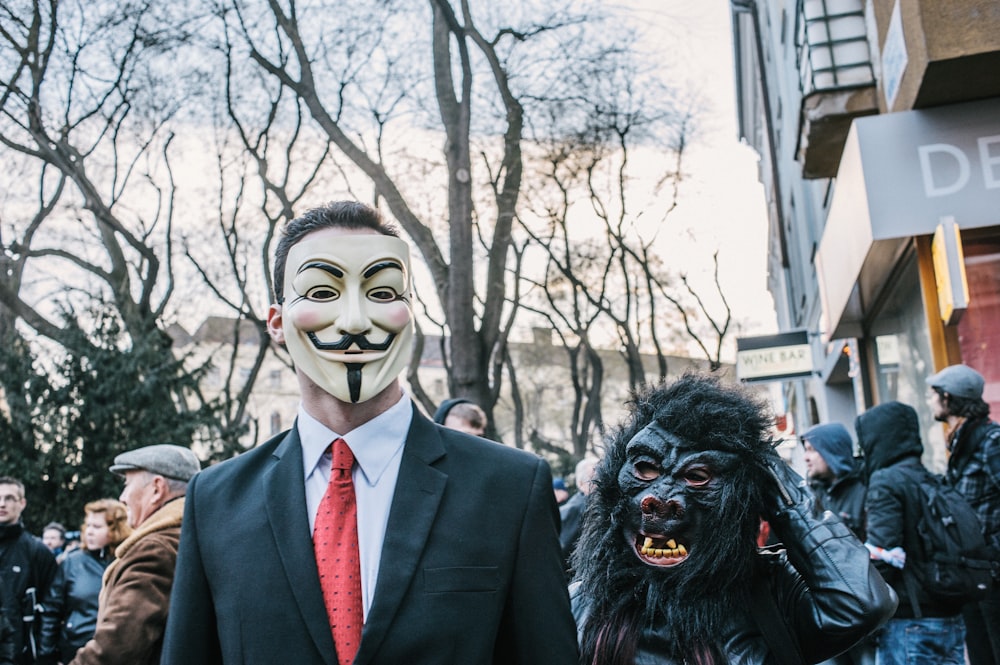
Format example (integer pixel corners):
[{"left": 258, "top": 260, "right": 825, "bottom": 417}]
[
  {"left": 306, "top": 286, "right": 339, "bottom": 301},
  {"left": 633, "top": 461, "right": 661, "bottom": 481},
  {"left": 683, "top": 466, "right": 712, "bottom": 487},
  {"left": 368, "top": 287, "right": 398, "bottom": 302}
]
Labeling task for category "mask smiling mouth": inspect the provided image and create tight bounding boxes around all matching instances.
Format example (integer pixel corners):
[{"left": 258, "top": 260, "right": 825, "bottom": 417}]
[
  {"left": 308, "top": 331, "right": 396, "bottom": 352},
  {"left": 634, "top": 532, "right": 689, "bottom": 566}
]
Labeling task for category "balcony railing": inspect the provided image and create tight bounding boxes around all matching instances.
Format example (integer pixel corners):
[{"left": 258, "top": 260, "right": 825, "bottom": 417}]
[
  {"left": 794, "top": 0, "right": 878, "bottom": 178},
  {"left": 797, "top": 0, "right": 875, "bottom": 93}
]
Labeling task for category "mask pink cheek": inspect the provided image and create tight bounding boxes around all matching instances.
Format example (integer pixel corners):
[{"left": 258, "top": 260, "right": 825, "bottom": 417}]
[
  {"left": 289, "top": 307, "right": 333, "bottom": 332},
  {"left": 381, "top": 304, "right": 412, "bottom": 330}
]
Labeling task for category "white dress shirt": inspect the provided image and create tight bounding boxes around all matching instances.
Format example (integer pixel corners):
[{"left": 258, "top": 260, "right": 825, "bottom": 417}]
[{"left": 298, "top": 392, "right": 412, "bottom": 618}]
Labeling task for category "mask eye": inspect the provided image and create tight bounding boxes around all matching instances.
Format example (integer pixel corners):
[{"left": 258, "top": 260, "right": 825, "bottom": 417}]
[
  {"left": 633, "top": 461, "right": 661, "bottom": 481},
  {"left": 306, "top": 286, "right": 339, "bottom": 301},
  {"left": 368, "top": 287, "right": 398, "bottom": 302},
  {"left": 683, "top": 466, "right": 712, "bottom": 487}
]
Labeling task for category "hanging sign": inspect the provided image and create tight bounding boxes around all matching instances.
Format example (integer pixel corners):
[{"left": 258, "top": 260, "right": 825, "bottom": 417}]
[{"left": 736, "top": 330, "right": 813, "bottom": 383}]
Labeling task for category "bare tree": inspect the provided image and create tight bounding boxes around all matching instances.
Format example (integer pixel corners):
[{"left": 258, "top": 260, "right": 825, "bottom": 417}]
[
  {"left": 1, "top": 0, "right": 724, "bottom": 472},
  {"left": 516, "top": 66, "right": 732, "bottom": 457},
  {"left": 0, "top": 0, "right": 259, "bottom": 456},
  {"left": 214, "top": 0, "right": 624, "bottom": 436}
]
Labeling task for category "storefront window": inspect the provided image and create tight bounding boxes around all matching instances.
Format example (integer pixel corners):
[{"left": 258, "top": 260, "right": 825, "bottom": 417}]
[
  {"left": 867, "top": 253, "right": 946, "bottom": 471},
  {"left": 957, "top": 238, "right": 1000, "bottom": 417}
]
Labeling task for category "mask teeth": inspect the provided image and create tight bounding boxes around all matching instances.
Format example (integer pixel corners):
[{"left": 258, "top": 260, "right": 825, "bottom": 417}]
[{"left": 639, "top": 537, "right": 688, "bottom": 559}]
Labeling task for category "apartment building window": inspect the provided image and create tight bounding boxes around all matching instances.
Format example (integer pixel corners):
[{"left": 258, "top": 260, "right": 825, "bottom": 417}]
[
  {"left": 270, "top": 411, "right": 281, "bottom": 436},
  {"left": 269, "top": 369, "right": 282, "bottom": 389},
  {"left": 796, "top": 0, "right": 875, "bottom": 93}
]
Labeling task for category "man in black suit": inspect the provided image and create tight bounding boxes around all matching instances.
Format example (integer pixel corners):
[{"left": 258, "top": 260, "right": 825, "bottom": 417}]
[{"left": 162, "top": 201, "right": 578, "bottom": 665}]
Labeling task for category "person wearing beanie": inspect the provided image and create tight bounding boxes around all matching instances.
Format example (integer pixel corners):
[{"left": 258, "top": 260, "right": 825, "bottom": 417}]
[
  {"left": 926, "top": 364, "right": 1000, "bottom": 665},
  {"left": 800, "top": 423, "right": 867, "bottom": 541}
]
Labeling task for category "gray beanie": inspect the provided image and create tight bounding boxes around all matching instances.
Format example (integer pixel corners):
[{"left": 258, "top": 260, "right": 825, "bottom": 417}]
[
  {"left": 109, "top": 444, "right": 201, "bottom": 481},
  {"left": 926, "top": 364, "right": 985, "bottom": 400}
]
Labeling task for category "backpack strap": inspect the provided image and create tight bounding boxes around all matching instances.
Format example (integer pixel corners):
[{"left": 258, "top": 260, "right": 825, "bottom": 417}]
[
  {"left": 901, "top": 564, "right": 924, "bottom": 619},
  {"left": 887, "top": 465, "right": 926, "bottom": 618},
  {"left": 750, "top": 556, "right": 805, "bottom": 665}
]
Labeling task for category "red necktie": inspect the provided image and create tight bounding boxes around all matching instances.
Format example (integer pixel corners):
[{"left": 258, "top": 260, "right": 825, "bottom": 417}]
[{"left": 313, "top": 438, "right": 363, "bottom": 664}]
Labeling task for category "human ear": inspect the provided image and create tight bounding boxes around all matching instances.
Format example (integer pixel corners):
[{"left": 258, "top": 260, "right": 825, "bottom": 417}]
[{"left": 267, "top": 303, "right": 286, "bottom": 345}]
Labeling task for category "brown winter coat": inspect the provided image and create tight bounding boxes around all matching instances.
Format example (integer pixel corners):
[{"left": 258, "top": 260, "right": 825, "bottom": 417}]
[{"left": 69, "top": 497, "right": 185, "bottom": 665}]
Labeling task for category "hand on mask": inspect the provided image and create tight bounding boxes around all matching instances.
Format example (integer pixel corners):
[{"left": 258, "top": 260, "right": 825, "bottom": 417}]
[{"left": 761, "top": 449, "right": 815, "bottom": 524}]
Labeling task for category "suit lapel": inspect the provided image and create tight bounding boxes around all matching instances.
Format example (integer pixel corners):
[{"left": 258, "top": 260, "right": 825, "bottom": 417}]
[
  {"left": 356, "top": 408, "right": 447, "bottom": 662},
  {"left": 263, "top": 427, "right": 338, "bottom": 665}
]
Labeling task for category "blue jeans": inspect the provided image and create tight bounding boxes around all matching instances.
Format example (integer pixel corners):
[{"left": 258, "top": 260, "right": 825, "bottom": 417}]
[{"left": 875, "top": 616, "right": 966, "bottom": 665}]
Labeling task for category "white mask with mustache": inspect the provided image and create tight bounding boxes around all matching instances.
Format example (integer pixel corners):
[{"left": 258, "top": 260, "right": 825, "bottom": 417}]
[{"left": 280, "top": 231, "right": 414, "bottom": 403}]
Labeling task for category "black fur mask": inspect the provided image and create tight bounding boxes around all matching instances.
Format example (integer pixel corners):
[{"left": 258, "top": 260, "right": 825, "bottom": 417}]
[{"left": 573, "top": 373, "right": 778, "bottom": 665}]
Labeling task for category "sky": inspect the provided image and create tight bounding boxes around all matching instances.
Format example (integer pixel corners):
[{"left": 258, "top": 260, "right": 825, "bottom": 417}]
[{"left": 618, "top": 0, "right": 777, "bottom": 345}]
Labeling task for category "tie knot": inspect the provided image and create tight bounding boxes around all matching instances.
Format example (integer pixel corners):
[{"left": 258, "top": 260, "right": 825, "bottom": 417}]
[{"left": 330, "top": 438, "right": 354, "bottom": 472}]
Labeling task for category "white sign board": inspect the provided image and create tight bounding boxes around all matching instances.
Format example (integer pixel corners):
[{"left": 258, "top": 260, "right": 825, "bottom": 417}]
[{"left": 881, "top": 1, "right": 908, "bottom": 110}]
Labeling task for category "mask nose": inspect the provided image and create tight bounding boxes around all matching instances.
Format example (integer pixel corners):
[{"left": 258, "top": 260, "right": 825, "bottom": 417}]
[
  {"left": 640, "top": 494, "right": 684, "bottom": 520},
  {"left": 336, "top": 289, "right": 372, "bottom": 335}
]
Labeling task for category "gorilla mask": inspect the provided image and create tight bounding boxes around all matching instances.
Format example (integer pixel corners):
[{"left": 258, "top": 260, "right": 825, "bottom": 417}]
[
  {"left": 574, "top": 373, "right": 777, "bottom": 665},
  {"left": 619, "top": 422, "right": 745, "bottom": 569}
]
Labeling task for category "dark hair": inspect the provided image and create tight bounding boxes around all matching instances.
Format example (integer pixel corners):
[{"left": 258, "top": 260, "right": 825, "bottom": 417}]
[
  {"left": 934, "top": 386, "right": 991, "bottom": 419},
  {"left": 273, "top": 201, "right": 400, "bottom": 303}
]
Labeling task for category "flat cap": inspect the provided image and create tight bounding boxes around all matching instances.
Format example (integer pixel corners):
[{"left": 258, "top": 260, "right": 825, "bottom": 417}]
[
  {"left": 926, "top": 364, "right": 985, "bottom": 400},
  {"left": 109, "top": 444, "right": 201, "bottom": 481}
]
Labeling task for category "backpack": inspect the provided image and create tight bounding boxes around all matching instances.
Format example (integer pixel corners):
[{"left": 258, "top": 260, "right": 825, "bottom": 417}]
[{"left": 898, "top": 466, "right": 994, "bottom": 617}]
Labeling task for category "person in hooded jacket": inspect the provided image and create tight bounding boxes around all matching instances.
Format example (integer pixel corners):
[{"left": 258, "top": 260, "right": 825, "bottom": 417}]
[
  {"left": 801, "top": 422, "right": 873, "bottom": 665},
  {"left": 856, "top": 401, "right": 966, "bottom": 665},
  {"left": 801, "top": 422, "right": 867, "bottom": 540}
]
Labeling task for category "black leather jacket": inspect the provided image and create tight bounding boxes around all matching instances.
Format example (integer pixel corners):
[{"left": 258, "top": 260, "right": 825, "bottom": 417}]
[
  {"left": 0, "top": 589, "right": 15, "bottom": 665},
  {"left": 38, "top": 548, "right": 113, "bottom": 662},
  {"left": 0, "top": 522, "right": 58, "bottom": 663},
  {"left": 571, "top": 488, "right": 897, "bottom": 664}
]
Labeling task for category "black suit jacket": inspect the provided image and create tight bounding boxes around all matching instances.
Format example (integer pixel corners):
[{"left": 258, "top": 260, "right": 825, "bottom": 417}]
[{"left": 162, "top": 404, "right": 578, "bottom": 664}]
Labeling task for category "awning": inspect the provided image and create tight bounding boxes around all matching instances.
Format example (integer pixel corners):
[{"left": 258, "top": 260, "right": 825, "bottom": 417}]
[{"left": 818, "top": 96, "right": 1000, "bottom": 339}]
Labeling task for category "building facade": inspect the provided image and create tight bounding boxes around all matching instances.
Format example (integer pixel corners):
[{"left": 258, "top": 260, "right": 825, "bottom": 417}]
[
  {"left": 177, "top": 317, "right": 733, "bottom": 458},
  {"left": 731, "top": 0, "right": 1000, "bottom": 469}
]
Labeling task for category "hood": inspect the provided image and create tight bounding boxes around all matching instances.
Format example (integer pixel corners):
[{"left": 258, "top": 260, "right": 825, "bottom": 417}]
[
  {"left": 432, "top": 397, "right": 471, "bottom": 424},
  {"left": 855, "top": 401, "right": 923, "bottom": 476},
  {"left": 801, "top": 423, "right": 855, "bottom": 477}
]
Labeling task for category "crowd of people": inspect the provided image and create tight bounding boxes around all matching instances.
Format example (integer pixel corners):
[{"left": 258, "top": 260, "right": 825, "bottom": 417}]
[{"left": 0, "top": 200, "right": 996, "bottom": 665}]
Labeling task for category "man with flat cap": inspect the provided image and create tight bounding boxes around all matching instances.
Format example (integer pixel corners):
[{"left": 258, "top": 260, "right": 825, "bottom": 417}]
[
  {"left": 926, "top": 364, "right": 1000, "bottom": 665},
  {"left": 68, "top": 444, "right": 200, "bottom": 665}
]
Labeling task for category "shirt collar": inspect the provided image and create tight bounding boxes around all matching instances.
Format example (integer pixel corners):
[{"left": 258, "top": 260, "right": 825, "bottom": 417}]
[{"left": 299, "top": 392, "right": 412, "bottom": 487}]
